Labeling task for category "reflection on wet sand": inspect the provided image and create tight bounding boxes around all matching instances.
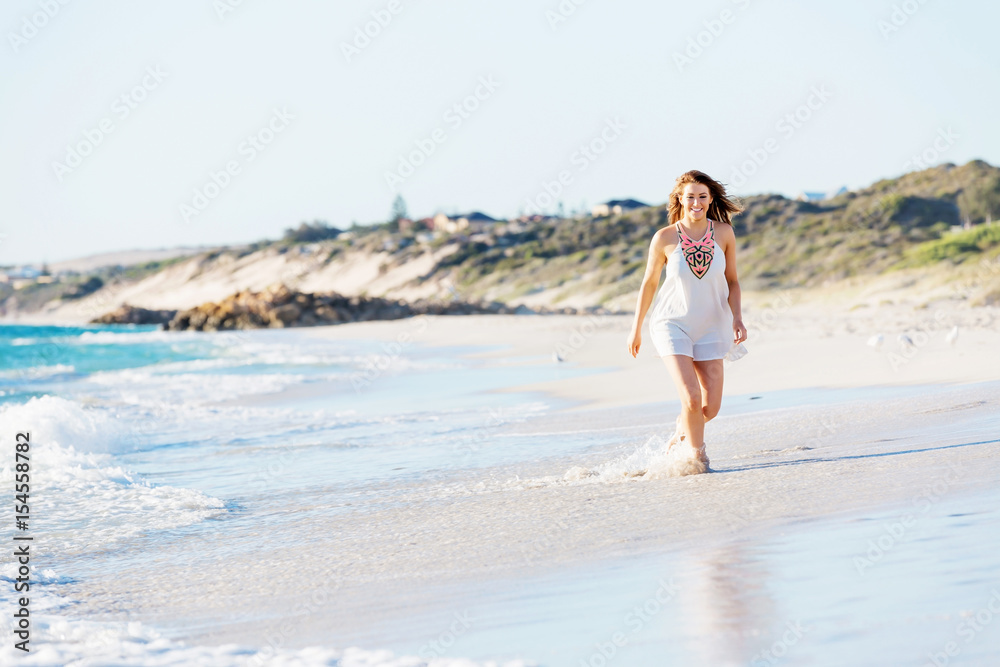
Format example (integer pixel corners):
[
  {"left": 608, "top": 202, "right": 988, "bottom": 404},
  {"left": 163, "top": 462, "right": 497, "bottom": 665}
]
[{"left": 682, "top": 542, "right": 780, "bottom": 665}]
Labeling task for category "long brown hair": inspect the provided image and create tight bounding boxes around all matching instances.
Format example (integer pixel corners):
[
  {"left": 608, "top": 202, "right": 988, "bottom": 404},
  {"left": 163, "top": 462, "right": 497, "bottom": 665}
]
[{"left": 667, "top": 170, "right": 743, "bottom": 225}]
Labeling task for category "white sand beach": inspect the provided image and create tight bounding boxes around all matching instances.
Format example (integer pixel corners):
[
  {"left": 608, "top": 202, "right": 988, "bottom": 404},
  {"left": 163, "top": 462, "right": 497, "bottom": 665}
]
[
  {"left": 15, "top": 284, "right": 995, "bottom": 665},
  {"left": 296, "top": 287, "right": 1000, "bottom": 412}
]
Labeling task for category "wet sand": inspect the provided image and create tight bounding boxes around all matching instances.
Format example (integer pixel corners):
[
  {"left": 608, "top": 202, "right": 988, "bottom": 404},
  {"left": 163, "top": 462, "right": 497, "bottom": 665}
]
[
  {"left": 45, "top": 294, "right": 1000, "bottom": 664},
  {"left": 61, "top": 377, "right": 1000, "bottom": 662}
]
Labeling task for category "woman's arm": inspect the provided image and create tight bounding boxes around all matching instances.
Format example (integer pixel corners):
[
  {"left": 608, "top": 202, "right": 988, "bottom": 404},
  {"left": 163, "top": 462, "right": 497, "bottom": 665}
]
[
  {"left": 628, "top": 229, "right": 669, "bottom": 357},
  {"left": 720, "top": 224, "right": 747, "bottom": 343}
]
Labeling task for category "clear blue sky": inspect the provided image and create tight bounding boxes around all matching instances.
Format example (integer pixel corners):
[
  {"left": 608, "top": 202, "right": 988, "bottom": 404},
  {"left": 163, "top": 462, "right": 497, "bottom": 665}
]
[{"left": 3, "top": 0, "right": 999, "bottom": 265}]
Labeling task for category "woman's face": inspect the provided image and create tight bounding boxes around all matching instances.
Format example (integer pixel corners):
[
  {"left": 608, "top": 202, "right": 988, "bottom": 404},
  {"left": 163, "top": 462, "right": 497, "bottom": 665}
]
[{"left": 680, "top": 183, "right": 712, "bottom": 222}]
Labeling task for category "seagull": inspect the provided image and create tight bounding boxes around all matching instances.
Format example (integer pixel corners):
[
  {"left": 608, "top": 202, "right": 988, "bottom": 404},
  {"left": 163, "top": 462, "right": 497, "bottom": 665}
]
[
  {"left": 945, "top": 325, "right": 959, "bottom": 346},
  {"left": 867, "top": 334, "right": 884, "bottom": 350},
  {"left": 898, "top": 333, "right": 915, "bottom": 349}
]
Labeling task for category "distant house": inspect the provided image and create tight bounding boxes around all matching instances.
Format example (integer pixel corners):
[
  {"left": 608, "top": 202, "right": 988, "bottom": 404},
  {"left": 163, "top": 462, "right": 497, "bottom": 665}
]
[
  {"left": 515, "top": 214, "right": 556, "bottom": 224},
  {"left": 400, "top": 217, "right": 441, "bottom": 233},
  {"left": 592, "top": 199, "right": 649, "bottom": 217},
  {"left": 950, "top": 220, "right": 975, "bottom": 233},
  {"left": 797, "top": 186, "right": 847, "bottom": 202},
  {"left": 432, "top": 211, "right": 498, "bottom": 233},
  {"left": 0, "top": 266, "right": 41, "bottom": 283}
]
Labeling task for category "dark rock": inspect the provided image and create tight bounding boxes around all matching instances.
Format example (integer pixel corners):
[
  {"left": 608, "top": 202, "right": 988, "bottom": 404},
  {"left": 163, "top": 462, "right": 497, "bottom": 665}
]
[
  {"left": 272, "top": 303, "right": 301, "bottom": 324},
  {"left": 164, "top": 283, "right": 534, "bottom": 331},
  {"left": 91, "top": 304, "right": 178, "bottom": 325}
]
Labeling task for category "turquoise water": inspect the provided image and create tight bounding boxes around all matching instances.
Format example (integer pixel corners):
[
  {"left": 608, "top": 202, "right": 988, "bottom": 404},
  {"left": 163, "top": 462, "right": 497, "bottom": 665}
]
[
  {"left": 0, "top": 323, "right": 215, "bottom": 401},
  {"left": 0, "top": 323, "right": 603, "bottom": 497}
]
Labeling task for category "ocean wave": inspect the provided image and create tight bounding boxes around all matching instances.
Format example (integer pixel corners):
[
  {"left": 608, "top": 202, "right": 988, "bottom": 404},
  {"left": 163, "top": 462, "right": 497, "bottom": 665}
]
[
  {"left": 8, "top": 337, "right": 40, "bottom": 346},
  {"left": 0, "top": 396, "right": 227, "bottom": 556},
  {"left": 0, "top": 608, "right": 537, "bottom": 666},
  {"left": 85, "top": 368, "right": 308, "bottom": 406},
  {"left": 75, "top": 329, "right": 205, "bottom": 345},
  {"left": 0, "top": 364, "right": 76, "bottom": 380}
]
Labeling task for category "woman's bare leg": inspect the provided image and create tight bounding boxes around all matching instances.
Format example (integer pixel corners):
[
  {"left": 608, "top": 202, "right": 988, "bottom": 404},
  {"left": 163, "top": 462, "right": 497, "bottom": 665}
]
[
  {"left": 663, "top": 357, "right": 724, "bottom": 462},
  {"left": 693, "top": 358, "right": 724, "bottom": 422},
  {"left": 661, "top": 354, "right": 705, "bottom": 453},
  {"left": 692, "top": 358, "right": 724, "bottom": 463}
]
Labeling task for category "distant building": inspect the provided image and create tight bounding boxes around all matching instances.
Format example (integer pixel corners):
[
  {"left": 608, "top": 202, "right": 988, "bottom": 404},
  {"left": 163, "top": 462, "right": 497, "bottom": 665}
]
[
  {"left": 468, "top": 232, "right": 495, "bottom": 245},
  {"left": 432, "top": 211, "right": 498, "bottom": 233},
  {"left": 0, "top": 266, "right": 41, "bottom": 283},
  {"left": 796, "top": 186, "right": 847, "bottom": 202},
  {"left": 592, "top": 199, "right": 649, "bottom": 217},
  {"left": 950, "top": 219, "right": 975, "bottom": 233},
  {"left": 514, "top": 214, "right": 556, "bottom": 224}
]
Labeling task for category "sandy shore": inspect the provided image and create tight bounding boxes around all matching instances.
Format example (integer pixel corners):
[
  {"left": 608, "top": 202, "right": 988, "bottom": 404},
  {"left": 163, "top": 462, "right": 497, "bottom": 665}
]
[
  {"left": 44, "top": 288, "right": 1000, "bottom": 662},
  {"left": 63, "top": 361, "right": 1000, "bottom": 657}
]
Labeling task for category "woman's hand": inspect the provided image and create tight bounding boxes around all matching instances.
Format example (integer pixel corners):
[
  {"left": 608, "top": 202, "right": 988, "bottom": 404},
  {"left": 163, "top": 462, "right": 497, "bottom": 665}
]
[
  {"left": 733, "top": 318, "right": 748, "bottom": 344},
  {"left": 627, "top": 326, "right": 641, "bottom": 358}
]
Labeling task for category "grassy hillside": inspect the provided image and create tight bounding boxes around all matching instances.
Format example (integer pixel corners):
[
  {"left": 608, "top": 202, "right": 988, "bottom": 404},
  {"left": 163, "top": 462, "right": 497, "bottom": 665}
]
[
  {"left": 367, "top": 159, "right": 1000, "bottom": 304},
  {"left": 5, "top": 160, "right": 999, "bottom": 319}
]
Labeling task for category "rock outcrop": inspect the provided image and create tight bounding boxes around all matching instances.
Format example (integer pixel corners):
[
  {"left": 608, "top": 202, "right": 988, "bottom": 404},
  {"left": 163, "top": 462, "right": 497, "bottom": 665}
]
[
  {"left": 90, "top": 304, "right": 178, "bottom": 325},
  {"left": 162, "top": 284, "right": 520, "bottom": 331}
]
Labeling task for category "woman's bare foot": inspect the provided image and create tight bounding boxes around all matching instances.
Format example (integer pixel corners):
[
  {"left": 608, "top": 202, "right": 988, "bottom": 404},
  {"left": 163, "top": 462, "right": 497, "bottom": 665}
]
[{"left": 694, "top": 444, "right": 710, "bottom": 467}]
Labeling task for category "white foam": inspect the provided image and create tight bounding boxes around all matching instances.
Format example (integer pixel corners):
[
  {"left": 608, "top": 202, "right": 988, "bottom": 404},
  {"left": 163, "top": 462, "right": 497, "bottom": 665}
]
[
  {"left": 0, "top": 558, "right": 533, "bottom": 667},
  {"left": 503, "top": 433, "right": 709, "bottom": 490},
  {"left": 0, "top": 364, "right": 76, "bottom": 380},
  {"left": 75, "top": 329, "right": 204, "bottom": 345},
  {"left": 0, "top": 606, "right": 537, "bottom": 666},
  {"left": 85, "top": 367, "right": 308, "bottom": 406},
  {"left": 8, "top": 336, "right": 40, "bottom": 345},
  {"left": 576, "top": 433, "right": 708, "bottom": 481},
  {"left": 0, "top": 396, "right": 226, "bottom": 555}
]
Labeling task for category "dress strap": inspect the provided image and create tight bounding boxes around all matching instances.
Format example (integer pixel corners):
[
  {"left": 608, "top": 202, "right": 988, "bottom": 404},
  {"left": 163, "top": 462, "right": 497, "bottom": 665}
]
[{"left": 679, "top": 221, "right": 711, "bottom": 244}]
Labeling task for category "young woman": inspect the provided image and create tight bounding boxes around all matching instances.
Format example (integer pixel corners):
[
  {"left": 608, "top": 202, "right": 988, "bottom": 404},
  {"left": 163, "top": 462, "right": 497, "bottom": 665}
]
[{"left": 626, "top": 170, "right": 748, "bottom": 469}]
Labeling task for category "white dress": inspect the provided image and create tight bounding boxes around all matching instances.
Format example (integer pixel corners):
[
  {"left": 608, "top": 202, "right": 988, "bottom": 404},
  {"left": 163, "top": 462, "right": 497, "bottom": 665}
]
[{"left": 648, "top": 219, "right": 744, "bottom": 361}]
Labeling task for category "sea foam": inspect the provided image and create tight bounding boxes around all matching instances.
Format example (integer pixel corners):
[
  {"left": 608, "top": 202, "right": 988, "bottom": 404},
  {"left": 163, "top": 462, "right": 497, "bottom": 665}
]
[
  {"left": 0, "top": 395, "right": 227, "bottom": 556},
  {"left": 503, "top": 433, "right": 708, "bottom": 491}
]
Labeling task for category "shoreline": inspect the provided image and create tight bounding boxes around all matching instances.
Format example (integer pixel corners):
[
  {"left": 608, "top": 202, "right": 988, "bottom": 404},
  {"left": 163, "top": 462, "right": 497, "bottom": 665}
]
[
  {"left": 7, "top": 315, "right": 1000, "bottom": 663},
  {"left": 61, "top": 377, "right": 1000, "bottom": 658},
  {"left": 295, "top": 297, "right": 1000, "bottom": 414},
  {"left": 5, "top": 293, "right": 998, "bottom": 417}
]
